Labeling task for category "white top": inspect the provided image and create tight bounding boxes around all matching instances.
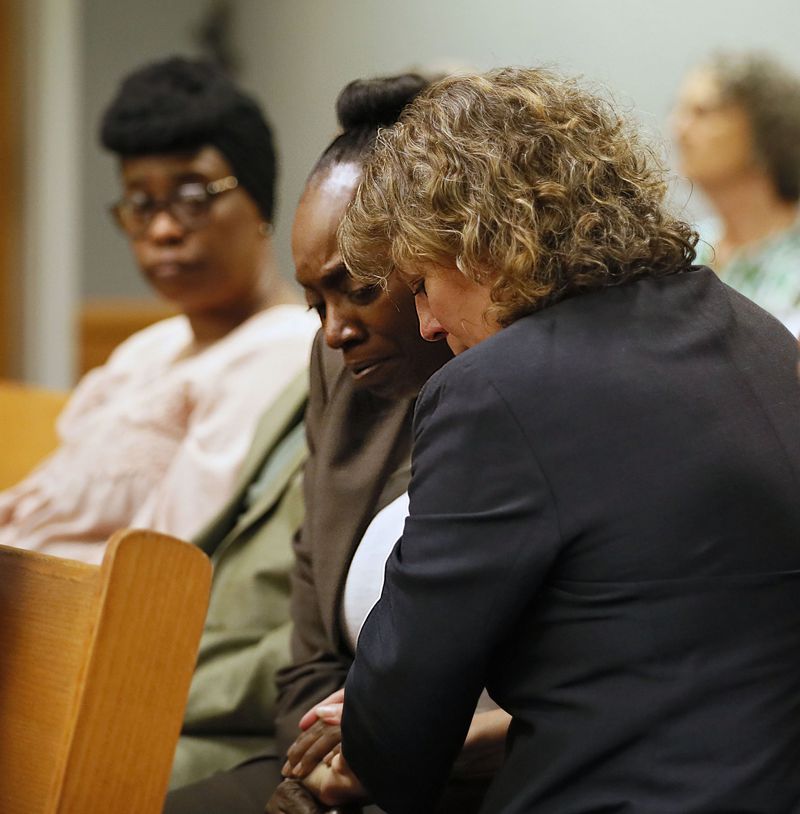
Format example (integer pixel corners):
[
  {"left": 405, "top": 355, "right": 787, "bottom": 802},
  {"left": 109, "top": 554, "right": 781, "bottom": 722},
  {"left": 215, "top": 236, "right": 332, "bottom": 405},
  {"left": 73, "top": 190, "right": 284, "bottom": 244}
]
[
  {"left": 0, "top": 305, "right": 318, "bottom": 563},
  {"left": 342, "top": 491, "right": 498, "bottom": 714},
  {"left": 343, "top": 492, "right": 410, "bottom": 652}
]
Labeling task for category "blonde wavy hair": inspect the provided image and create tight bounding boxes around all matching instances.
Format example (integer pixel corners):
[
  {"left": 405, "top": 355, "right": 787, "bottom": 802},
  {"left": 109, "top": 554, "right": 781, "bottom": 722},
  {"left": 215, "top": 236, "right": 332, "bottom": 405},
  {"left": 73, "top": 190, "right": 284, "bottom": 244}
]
[{"left": 338, "top": 67, "right": 698, "bottom": 327}]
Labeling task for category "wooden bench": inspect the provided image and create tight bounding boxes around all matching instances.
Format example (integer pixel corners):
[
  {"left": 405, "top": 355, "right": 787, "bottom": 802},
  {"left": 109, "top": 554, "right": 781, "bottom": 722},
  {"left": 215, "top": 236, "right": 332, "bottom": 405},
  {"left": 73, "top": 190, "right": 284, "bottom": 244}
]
[
  {"left": 0, "top": 528, "right": 211, "bottom": 813},
  {"left": 0, "top": 380, "right": 68, "bottom": 489}
]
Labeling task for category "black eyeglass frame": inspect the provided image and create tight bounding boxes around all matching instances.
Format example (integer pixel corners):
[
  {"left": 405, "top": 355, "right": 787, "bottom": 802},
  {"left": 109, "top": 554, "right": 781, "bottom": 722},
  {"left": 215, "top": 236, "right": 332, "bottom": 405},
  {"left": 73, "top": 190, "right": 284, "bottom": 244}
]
[{"left": 109, "top": 175, "right": 239, "bottom": 238}]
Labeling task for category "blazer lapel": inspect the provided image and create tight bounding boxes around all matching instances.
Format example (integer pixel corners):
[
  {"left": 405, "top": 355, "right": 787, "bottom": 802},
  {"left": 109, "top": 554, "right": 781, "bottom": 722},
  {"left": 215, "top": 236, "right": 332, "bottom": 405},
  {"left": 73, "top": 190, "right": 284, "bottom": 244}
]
[
  {"left": 228, "top": 420, "right": 307, "bottom": 541},
  {"left": 193, "top": 368, "right": 309, "bottom": 559},
  {"left": 309, "top": 367, "right": 415, "bottom": 650}
]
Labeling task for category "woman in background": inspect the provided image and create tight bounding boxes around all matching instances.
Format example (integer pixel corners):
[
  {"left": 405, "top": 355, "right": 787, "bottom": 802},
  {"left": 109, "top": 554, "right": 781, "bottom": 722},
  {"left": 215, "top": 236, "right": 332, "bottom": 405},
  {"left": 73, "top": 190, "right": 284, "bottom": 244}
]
[
  {"left": 0, "top": 57, "right": 317, "bottom": 563},
  {"left": 673, "top": 52, "right": 800, "bottom": 331}
]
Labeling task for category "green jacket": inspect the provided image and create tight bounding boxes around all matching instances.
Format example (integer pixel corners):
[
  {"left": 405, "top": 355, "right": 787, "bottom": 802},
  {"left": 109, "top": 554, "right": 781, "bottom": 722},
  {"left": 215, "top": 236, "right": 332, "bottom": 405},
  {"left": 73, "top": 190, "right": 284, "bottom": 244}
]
[{"left": 169, "top": 368, "right": 308, "bottom": 789}]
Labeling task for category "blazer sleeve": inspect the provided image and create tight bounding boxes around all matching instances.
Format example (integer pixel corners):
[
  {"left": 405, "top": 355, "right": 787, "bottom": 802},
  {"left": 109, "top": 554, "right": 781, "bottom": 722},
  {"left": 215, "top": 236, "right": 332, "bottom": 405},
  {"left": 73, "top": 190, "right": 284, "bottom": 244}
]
[
  {"left": 274, "top": 332, "right": 351, "bottom": 757},
  {"left": 341, "top": 356, "right": 562, "bottom": 812}
]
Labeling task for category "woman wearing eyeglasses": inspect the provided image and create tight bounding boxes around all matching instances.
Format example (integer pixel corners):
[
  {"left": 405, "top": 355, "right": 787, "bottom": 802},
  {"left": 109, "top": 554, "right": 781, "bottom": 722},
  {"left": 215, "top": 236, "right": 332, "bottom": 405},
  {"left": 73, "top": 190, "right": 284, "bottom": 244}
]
[{"left": 0, "top": 57, "right": 317, "bottom": 564}]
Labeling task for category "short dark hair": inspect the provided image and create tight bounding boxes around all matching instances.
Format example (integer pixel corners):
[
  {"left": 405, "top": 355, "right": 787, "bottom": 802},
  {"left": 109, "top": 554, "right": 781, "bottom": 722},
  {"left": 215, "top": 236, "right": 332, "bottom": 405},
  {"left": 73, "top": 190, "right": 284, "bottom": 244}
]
[
  {"left": 100, "top": 56, "right": 277, "bottom": 221},
  {"left": 710, "top": 52, "right": 800, "bottom": 203},
  {"left": 310, "top": 73, "right": 429, "bottom": 181}
]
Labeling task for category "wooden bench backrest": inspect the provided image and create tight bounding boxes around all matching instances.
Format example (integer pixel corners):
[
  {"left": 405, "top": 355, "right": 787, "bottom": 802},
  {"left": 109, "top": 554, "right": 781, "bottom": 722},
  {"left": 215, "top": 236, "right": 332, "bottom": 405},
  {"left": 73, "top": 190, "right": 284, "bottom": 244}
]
[
  {"left": 0, "top": 380, "right": 68, "bottom": 489},
  {"left": 0, "top": 529, "right": 211, "bottom": 813}
]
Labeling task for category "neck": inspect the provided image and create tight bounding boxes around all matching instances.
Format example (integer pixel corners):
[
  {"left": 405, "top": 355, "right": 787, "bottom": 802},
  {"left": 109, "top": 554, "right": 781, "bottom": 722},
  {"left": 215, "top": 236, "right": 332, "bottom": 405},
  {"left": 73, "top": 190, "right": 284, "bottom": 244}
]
[
  {"left": 702, "top": 171, "right": 797, "bottom": 251},
  {"left": 186, "top": 238, "right": 300, "bottom": 345}
]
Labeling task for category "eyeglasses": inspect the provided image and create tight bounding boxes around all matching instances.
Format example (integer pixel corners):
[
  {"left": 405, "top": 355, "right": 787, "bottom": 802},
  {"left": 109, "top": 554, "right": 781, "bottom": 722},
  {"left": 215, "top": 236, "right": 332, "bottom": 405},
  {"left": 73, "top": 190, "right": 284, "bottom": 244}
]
[{"left": 109, "top": 175, "right": 239, "bottom": 238}]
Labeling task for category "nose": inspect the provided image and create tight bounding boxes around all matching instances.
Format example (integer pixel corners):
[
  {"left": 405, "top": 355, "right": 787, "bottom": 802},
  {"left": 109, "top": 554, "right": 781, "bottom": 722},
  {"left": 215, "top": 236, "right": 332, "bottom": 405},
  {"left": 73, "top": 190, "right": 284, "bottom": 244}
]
[
  {"left": 323, "top": 304, "right": 364, "bottom": 350},
  {"left": 145, "top": 209, "right": 186, "bottom": 244},
  {"left": 415, "top": 295, "right": 447, "bottom": 342}
]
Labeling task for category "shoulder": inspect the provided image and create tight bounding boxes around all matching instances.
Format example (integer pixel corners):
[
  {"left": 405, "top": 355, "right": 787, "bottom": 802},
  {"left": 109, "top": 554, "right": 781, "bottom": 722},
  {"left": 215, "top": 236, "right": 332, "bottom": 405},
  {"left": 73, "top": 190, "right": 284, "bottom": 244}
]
[
  {"left": 200, "top": 306, "right": 317, "bottom": 379},
  {"left": 419, "top": 268, "right": 737, "bottom": 413},
  {"left": 223, "top": 305, "right": 319, "bottom": 349},
  {"left": 416, "top": 310, "right": 555, "bottom": 412},
  {"left": 413, "top": 332, "right": 533, "bottom": 451},
  {"left": 103, "top": 315, "right": 191, "bottom": 368}
]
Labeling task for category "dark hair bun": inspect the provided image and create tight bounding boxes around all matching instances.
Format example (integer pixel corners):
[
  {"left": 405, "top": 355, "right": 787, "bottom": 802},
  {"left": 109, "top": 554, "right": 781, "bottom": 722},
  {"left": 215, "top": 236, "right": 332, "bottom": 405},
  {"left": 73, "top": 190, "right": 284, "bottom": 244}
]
[{"left": 336, "top": 74, "right": 428, "bottom": 131}]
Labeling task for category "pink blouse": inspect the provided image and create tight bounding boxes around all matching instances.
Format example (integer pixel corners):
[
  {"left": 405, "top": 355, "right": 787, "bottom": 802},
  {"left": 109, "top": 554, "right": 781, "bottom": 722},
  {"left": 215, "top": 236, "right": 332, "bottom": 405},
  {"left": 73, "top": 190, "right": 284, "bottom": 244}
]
[{"left": 0, "top": 305, "right": 318, "bottom": 564}]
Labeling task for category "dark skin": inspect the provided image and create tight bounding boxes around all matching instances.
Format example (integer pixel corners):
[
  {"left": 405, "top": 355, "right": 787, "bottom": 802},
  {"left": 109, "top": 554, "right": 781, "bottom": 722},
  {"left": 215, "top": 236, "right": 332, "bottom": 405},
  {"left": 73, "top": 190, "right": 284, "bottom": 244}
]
[
  {"left": 120, "top": 146, "right": 296, "bottom": 346},
  {"left": 269, "top": 161, "right": 513, "bottom": 813},
  {"left": 264, "top": 780, "right": 353, "bottom": 814},
  {"left": 283, "top": 689, "right": 345, "bottom": 780},
  {"left": 266, "top": 163, "right": 451, "bottom": 814},
  {"left": 292, "top": 162, "right": 450, "bottom": 401}
]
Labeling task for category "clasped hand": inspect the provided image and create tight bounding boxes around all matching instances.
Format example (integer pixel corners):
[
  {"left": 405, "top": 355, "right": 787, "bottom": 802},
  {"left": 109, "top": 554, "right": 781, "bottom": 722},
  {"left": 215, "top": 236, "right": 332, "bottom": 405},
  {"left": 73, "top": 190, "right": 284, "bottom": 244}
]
[{"left": 265, "top": 690, "right": 366, "bottom": 814}]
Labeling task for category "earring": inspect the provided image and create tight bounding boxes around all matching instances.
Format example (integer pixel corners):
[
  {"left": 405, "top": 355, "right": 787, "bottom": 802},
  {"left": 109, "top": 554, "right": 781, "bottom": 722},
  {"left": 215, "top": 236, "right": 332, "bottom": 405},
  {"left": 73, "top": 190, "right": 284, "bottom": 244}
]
[{"left": 258, "top": 222, "right": 273, "bottom": 237}]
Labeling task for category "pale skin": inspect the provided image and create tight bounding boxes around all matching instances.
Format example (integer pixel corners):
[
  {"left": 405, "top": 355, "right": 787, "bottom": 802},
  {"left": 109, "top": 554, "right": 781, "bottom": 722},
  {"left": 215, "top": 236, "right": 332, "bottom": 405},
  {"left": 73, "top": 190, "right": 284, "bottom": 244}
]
[
  {"left": 410, "top": 263, "right": 499, "bottom": 353},
  {"left": 672, "top": 68, "right": 798, "bottom": 270}
]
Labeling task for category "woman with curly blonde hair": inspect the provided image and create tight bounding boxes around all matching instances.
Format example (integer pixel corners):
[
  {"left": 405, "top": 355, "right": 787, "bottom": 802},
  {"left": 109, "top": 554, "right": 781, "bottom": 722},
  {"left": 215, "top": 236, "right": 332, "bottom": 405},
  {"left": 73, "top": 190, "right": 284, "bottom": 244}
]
[
  {"left": 340, "top": 67, "right": 699, "bottom": 332},
  {"left": 304, "top": 68, "right": 800, "bottom": 813}
]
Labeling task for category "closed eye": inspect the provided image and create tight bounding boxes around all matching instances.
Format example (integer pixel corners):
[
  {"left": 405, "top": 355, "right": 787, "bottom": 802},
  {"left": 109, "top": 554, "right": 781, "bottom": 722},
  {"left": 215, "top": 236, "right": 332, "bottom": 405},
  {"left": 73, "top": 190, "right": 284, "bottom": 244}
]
[
  {"left": 347, "top": 284, "right": 382, "bottom": 306},
  {"left": 306, "top": 301, "right": 325, "bottom": 319}
]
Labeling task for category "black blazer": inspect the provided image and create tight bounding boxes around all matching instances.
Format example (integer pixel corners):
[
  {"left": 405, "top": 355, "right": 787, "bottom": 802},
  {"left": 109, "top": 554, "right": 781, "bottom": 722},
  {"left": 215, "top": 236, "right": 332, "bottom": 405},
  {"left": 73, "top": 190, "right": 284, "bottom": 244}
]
[{"left": 342, "top": 268, "right": 800, "bottom": 813}]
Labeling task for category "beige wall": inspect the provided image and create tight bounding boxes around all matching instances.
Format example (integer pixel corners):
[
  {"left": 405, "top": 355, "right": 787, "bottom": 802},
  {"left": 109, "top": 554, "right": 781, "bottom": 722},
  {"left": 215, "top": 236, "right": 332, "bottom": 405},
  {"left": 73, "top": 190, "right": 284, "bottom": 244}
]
[
  {"left": 21, "top": 0, "right": 82, "bottom": 387},
  {"left": 235, "top": 0, "right": 800, "bottom": 282},
  {"left": 80, "top": 0, "right": 205, "bottom": 301},
  {"left": 20, "top": 0, "right": 800, "bottom": 385}
]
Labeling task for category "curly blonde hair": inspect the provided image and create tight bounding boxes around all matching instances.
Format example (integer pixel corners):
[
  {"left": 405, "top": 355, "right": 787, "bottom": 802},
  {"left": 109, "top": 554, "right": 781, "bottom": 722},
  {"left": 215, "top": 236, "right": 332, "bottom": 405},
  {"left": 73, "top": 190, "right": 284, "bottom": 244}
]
[{"left": 339, "top": 67, "right": 698, "bottom": 326}]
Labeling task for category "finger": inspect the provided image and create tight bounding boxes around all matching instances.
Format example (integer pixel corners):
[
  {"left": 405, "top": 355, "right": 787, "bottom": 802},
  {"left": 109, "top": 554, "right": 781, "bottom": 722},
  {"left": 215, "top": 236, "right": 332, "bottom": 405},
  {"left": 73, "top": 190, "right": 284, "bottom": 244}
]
[
  {"left": 298, "top": 708, "right": 319, "bottom": 731},
  {"left": 292, "top": 729, "right": 342, "bottom": 778},
  {"left": 323, "top": 688, "right": 345, "bottom": 705},
  {"left": 299, "top": 688, "right": 345, "bottom": 730},
  {"left": 322, "top": 742, "right": 342, "bottom": 767},
  {"left": 286, "top": 720, "right": 329, "bottom": 768},
  {"left": 313, "top": 702, "right": 343, "bottom": 726}
]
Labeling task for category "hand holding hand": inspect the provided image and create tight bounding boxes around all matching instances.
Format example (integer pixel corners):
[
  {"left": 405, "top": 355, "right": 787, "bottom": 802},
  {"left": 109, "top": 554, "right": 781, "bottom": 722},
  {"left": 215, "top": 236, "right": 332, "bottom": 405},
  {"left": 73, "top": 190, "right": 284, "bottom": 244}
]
[
  {"left": 301, "top": 747, "right": 367, "bottom": 809},
  {"left": 264, "top": 779, "right": 326, "bottom": 814},
  {"left": 299, "top": 688, "right": 345, "bottom": 730},
  {"left": 283, "top": 718, "right": 342, "bottom": 779}
]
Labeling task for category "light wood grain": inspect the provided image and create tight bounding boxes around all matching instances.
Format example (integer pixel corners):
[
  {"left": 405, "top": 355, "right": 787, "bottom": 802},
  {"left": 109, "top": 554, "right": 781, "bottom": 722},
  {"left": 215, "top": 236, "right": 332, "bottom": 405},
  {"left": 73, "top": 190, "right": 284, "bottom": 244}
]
[{"left": 0, "top": 529, "right": 211, "bottom": 813}]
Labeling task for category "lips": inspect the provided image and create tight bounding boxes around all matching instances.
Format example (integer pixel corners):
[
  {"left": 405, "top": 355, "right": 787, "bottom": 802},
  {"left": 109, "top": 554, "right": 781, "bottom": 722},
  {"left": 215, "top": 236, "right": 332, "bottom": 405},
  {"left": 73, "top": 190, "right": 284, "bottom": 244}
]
[
  {"left": 146, "top": 260, "right": 199, "bottom": 281},
  {"left": 346, "top": 357, "right": 392, "bottom": 379}
]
